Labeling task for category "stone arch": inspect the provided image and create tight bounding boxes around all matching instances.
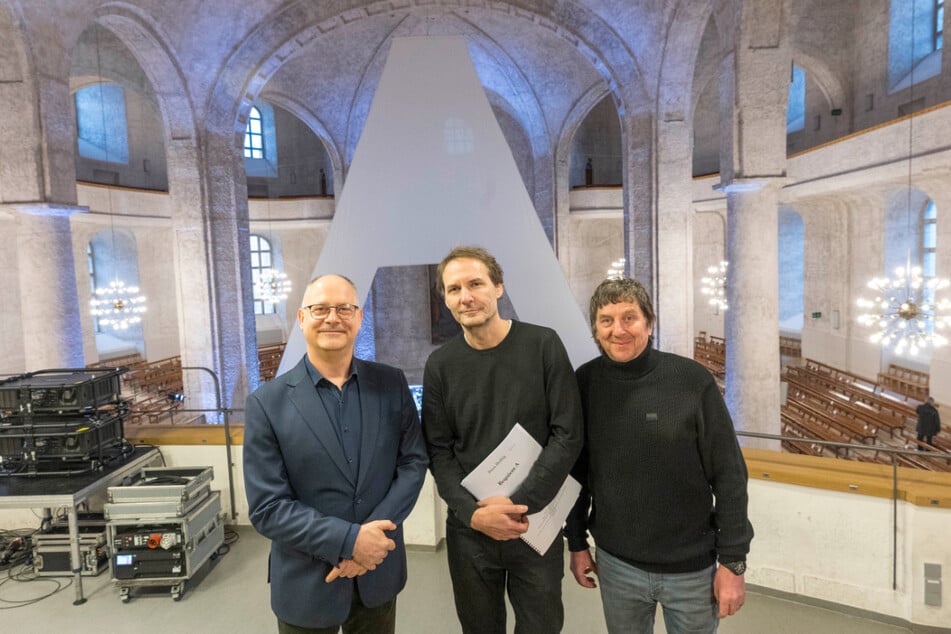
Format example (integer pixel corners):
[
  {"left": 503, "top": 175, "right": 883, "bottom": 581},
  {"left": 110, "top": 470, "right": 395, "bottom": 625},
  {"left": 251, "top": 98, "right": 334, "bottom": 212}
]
[
  {"left": 84, "top": 6, "right": 241, "bottom": 409},
  {"left": 197, "top": 1, "right": 646, "bottom": 391},
  {"left": 256, "top": 90, "right": 345, "bottom": 195},
  {"left": 792, "top": 51, "right": 848, "bottom": 112},
  {"left": 0, "top": 0, "right": 44, "bottom": 203},
  {"left": 553, "top": 82, "right": 615, "bottom": 258}
]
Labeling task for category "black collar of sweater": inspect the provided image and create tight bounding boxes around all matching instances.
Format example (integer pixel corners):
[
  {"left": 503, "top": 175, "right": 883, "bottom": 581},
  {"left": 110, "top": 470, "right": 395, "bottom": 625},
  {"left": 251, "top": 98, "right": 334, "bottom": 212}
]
[{"left": 599, "top": 337, "right": 661, "bottom": 380}]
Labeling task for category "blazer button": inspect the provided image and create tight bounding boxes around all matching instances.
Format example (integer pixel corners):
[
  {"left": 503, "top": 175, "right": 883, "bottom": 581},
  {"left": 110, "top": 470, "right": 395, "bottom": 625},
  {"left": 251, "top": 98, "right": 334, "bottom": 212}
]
[{"left": 356, "top": 498, "right": 362, "bottom": 505}]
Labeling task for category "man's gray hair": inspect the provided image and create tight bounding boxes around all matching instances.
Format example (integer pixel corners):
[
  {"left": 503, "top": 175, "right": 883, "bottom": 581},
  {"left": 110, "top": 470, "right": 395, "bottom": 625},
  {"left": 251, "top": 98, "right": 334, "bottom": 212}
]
[{"left": 588, "top": 277, "right": 655, "bottom": 335}]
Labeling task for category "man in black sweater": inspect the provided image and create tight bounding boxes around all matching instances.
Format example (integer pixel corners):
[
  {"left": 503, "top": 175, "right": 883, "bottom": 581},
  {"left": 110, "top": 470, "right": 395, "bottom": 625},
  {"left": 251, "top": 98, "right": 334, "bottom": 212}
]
[
  {"left": 422, "top": 246, "right": 582, "bottom": 634},
  {"left": 565, "top": 277, "right": 753, "bottom": 634}
]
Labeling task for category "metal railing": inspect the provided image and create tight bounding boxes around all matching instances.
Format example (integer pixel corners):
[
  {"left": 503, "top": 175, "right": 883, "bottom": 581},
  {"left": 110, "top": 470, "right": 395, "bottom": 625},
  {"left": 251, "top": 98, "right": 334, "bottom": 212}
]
[{"left": 737, "top": 429, "right": 951, "bottom": 590}]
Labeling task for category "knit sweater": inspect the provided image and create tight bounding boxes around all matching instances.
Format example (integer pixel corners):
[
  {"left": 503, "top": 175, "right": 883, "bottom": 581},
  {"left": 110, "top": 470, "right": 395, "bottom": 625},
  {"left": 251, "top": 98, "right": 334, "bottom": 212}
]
[
  {"left": 422, "top": 320, "right": 583, "bottom": 526},
  {"left": 565, "top": 344, "right": 753, "bottom": 573}
]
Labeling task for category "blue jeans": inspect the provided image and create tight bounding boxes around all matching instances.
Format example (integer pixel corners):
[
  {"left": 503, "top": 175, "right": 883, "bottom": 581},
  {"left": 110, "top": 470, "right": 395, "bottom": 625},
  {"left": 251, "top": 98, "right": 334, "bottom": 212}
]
[{"left": 596, "top": 547, "right": 718, "bottom": 634}]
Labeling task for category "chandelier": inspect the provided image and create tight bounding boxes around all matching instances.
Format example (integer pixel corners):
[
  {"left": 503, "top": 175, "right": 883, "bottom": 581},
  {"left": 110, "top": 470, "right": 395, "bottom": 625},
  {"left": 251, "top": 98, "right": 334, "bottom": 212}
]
[
  {"left": 255, "top": 268, "right": 292, "bottom": 303},
  {"left": 701, "top": 261, "right": 728, "bottom": 312},
  {"left": 90, "top": 279, "right": 147, "bottom": 330},
  {"left": 856, "top": 266, "right": 951, "bottom": 355},
  {"left": 606, "top": 257, "right": 626, "bottom": 279},
  {"left": 857, "top": 4, "right": 951, "bottom": 356},
  {"left": 85, "top": 28, "right": 148, "bottom": 333}
]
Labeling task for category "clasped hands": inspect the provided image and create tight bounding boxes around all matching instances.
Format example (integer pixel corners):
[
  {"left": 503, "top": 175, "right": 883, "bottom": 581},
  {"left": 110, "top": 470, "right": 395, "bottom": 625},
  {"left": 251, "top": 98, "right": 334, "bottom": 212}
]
[
  {"left": 470, "top": 496, "right": 529, "bottom": 541},
  {"left": 325, "top": 519, "right": 396, "bottom": 583}
]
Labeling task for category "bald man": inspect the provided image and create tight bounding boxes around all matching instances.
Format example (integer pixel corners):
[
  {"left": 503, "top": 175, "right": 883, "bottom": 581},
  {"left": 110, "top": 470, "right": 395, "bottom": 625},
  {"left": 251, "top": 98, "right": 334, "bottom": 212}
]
[{"left": 244, "top": 275, "right": 428, "bottom": 633}]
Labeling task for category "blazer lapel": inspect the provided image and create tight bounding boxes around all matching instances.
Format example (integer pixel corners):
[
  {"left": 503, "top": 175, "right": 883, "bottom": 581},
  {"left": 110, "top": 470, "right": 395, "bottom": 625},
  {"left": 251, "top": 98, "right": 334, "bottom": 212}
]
[
  {"left": 286, "top": 358, "right": 356, "bottom": 486},
  {"left": 354, "top": 359, "right": 381, "bottom": 491}
]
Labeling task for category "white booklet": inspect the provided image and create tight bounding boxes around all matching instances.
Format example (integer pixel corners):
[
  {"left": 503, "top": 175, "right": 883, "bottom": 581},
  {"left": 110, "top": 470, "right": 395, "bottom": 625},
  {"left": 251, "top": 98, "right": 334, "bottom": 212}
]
[{"left": 461, "top": 423, "right": 581, "bottom": 555}]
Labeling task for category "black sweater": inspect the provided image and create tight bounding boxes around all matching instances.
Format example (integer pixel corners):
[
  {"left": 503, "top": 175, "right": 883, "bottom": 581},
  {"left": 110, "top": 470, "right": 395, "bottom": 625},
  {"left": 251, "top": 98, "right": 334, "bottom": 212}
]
[
  {"left": 422, "top": 320, "right": 583, "bottom": 526},
  {"left": 565, "top": 344, "right": 753, "bottom": 573}
]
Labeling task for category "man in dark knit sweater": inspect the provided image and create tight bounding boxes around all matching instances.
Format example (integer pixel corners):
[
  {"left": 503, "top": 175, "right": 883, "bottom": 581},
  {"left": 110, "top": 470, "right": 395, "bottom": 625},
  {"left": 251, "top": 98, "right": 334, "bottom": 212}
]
[
  {"left": 422, "top": 246, "right": 583, "bottom": 634},
  {"left": 565, "top": 277, "right": 753, "bottom": 634}
]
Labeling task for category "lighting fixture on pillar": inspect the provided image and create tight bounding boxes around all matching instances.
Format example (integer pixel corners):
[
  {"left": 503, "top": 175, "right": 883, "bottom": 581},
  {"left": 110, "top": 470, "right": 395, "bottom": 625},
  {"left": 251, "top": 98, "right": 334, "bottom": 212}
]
[
  {"left": 855, "top": 2, "right": 951, "bottom": 355},
  {"left": 606, "top": 257, "right": 626, "bottom": 279},
  {"left": 701, "top": 261, "right": 728, "bottom": 313},
  {"left": 86, "top": 25, "right": 147, "bottom": 332}
]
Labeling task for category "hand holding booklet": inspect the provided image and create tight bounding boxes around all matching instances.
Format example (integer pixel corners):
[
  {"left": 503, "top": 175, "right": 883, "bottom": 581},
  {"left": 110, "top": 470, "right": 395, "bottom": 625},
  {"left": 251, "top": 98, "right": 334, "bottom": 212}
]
[{"left": 461, "top": 423, "right": 581, "bottom": 555}]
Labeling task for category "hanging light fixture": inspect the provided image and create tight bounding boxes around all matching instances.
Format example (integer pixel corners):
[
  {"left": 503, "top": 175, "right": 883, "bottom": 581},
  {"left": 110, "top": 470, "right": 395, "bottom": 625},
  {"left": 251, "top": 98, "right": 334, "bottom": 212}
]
[
  {"left": 606, "top": 257, "right": 626, "bottom": 279},
  {"left": 701, "top": 261, "right": 728, "bottom": 312},
  {"left": 856, "top": 3, "right": 951, "bottom": 355},
  {"left": 86, "top": 25, "right": 147, "bottom": 332},
  {"left": 90, "top": 280, "right": 147, "bottom": 329},
  {"left": 857, "top": 268, "right": 951, "bottom": 355},
  {"left": 254, "top": 267, "right": 292, "bottom": 304}
]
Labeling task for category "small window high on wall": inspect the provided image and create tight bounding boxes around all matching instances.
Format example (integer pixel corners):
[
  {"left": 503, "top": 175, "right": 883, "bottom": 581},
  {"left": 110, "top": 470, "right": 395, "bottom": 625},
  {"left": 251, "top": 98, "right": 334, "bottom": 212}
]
[
  {"left": 936, "top": 0, "right": 945, "bottom": 50},
  {"left": 245, "top": 106, "right": 264, "bottom": 159},
  {"left": 75, "top": 83, "right": 129, "bottom": 164},
  {"left": 787, "top": 65, "right": 806, "bottom": 134},
  {"left": 888, "top": 0, "right": 944, "bottom": 91}
]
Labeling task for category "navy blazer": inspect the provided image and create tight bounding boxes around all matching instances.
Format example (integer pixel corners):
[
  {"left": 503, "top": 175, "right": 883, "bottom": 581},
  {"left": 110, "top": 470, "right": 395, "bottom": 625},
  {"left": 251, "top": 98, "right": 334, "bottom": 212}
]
[{"left": 243, "top": 355, "right": 428, "bottom": 628}]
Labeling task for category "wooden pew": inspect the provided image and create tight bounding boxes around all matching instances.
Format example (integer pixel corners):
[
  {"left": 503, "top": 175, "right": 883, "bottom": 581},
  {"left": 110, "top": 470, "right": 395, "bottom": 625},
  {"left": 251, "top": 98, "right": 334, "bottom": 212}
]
[{"left": 877, "top": 363, "right": 929, "bottom": 401}]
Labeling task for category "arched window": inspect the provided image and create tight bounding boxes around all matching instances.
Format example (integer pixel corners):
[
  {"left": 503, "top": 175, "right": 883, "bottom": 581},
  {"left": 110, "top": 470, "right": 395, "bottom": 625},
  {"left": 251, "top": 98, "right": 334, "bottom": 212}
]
[
  {"left": 250, "top": 234, "right": 276, "bottom": 315},
  {"left": 778, "top": 208, "right": 804, "bottom": 333},
  {"left": 787, "top": 65, "right": 806, "bottom": 134},
  {"left": 75, "top": 83, "right": 129, "bottom": 163},
  {"left": 244, "top": 106, "right": 264, "bottom": 159}
]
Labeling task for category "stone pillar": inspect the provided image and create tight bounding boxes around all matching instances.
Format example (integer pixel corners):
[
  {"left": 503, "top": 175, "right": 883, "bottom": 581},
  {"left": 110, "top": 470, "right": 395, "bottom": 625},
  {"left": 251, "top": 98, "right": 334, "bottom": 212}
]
[
  {"left": 654, "top": 117, "right": 694, "bottom": 356},
  {"left": 14, "top": 205, "right": 86, "bottom": 369},
  {"left": 620, "top": 112, "right": 655, "bottom": 301},
  {"left": 722, "top": 181, "right": 781, "bottom": 442},
  {"left": 167, "top": 134, "right": 258, "bottom": 415},
  {"left": 717, "top": 0, "right": 791, "bottom": 442}
]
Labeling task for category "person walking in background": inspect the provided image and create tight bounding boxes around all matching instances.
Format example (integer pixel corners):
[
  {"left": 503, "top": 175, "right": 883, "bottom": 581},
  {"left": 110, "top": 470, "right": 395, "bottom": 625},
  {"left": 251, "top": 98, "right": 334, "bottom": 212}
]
[{"left": 916, "top": 396, "right": 941, "bottom": 450}]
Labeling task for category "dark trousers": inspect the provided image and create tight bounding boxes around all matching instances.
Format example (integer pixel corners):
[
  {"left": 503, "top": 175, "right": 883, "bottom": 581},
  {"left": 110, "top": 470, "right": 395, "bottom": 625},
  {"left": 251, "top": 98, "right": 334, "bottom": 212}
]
[
  {"left": 445, "top": 517, "right": 564, "bottom": 634},
  {"left": 917, "top": 433, "right": 936, "bottom": 450},
  {"left": 277, "top": 584, "right": 396, "bottom": 634}
]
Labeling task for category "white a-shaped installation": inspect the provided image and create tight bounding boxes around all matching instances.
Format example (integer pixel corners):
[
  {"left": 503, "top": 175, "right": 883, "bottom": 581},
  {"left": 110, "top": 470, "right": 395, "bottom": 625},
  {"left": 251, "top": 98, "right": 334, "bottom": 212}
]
[{"left": 278, "top": 36, "right": 596, "bottom": 374}]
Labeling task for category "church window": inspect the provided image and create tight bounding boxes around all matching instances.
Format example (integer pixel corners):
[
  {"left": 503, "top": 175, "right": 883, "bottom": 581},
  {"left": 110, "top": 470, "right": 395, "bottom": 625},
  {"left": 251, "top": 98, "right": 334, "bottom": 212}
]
[
  {"left": 75, "top": 83, "right": 129, "bottom": 164},
  {"left": 250, "top": 234, "right": 276, "bottom": 315},
  {"left": 787, "top": 65, "right": 806, "bottom": 134},
  {"left": 245, "top": 106, "right": 264, "bottom": 159}
]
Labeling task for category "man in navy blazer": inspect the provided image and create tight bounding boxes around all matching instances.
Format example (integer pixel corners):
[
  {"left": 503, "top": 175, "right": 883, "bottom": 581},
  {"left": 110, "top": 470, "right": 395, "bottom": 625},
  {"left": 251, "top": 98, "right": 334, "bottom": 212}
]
[{"left": 244, "top": 274, "right": 428, "bottom": 633}]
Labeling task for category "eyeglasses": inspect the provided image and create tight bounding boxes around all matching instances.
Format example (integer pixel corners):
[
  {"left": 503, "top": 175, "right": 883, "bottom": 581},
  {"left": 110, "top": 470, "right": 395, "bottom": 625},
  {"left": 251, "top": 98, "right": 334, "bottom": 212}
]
[{"left": 302, "top": 303, "right": 359, "bottom": 320}]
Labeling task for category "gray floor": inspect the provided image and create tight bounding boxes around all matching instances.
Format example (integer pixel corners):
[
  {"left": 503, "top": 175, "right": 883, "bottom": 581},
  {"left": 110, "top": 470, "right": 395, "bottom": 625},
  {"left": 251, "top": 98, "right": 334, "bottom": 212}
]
[{"left": 1, "top": 526, "right": 914, "bottom": 634}]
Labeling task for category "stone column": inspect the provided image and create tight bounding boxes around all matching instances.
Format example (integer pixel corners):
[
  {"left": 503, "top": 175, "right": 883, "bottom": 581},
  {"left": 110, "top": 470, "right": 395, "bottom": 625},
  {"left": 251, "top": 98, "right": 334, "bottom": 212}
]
[
  {"left": 620, "top": 111, "right": 655, "bottom": 302},
  {"left": 14, "top": 205, "right": 86, "bottom": 369},
  {"left": 717, "top": 0, "right": 791, "bottom": 442},
  {"left": 167, "top": 134, "right": 258, "bottom": 415},
  {"left": 722, "top": 181, "right": 782, "bottom": 442},
  {"left": 654, "top": 116, "right": 694, "bottom": 356}
]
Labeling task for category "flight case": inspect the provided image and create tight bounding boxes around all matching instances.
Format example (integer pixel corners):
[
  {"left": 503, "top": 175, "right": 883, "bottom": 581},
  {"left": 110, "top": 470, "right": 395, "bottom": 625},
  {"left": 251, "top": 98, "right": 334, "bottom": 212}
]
[{"left": 108, "top": 490, "right": 223, "bottom": 602}]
